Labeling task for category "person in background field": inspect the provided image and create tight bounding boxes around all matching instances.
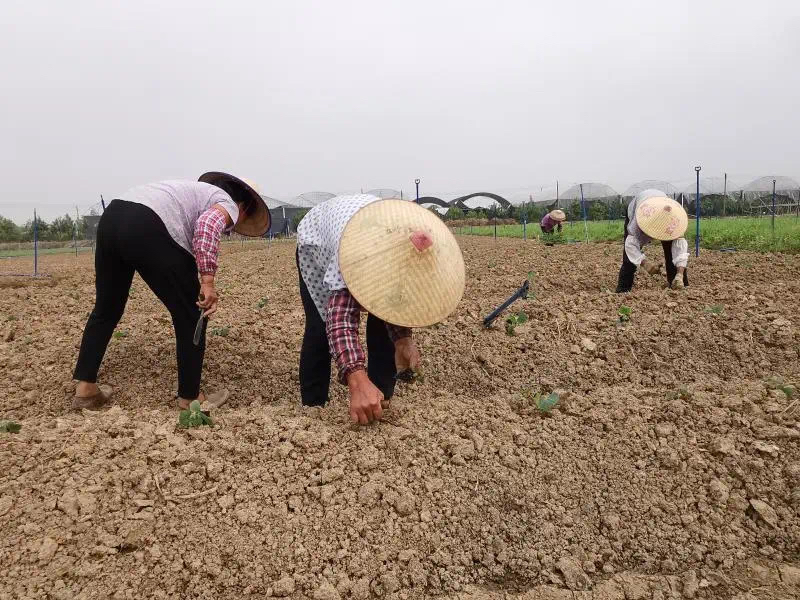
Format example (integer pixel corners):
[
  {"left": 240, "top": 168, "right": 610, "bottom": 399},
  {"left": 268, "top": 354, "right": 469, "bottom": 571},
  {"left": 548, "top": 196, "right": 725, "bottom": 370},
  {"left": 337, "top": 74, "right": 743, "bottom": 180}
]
[
  {"left": 616, "top": 189, "right": 689, "bottom": 293},
  {"left": 71, "top": 172, "right": 270, "bottom": 410},
  {"left": 296, "top": 195, "right": 465, "bottom": 425},
  {"left": 540, "top": 209, "right": 566, "bottom": 235}
]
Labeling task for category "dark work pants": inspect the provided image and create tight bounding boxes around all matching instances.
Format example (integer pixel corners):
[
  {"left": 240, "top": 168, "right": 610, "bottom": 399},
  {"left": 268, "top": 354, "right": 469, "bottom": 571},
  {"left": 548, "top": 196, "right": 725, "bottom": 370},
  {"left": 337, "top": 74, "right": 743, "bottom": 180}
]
[
  {"left": 73, "top": 200, "right": 205, "bottom": 398},
  {"left": 616, "top": 215, "right": 689, "bottom": 293},
  {"left": 297, "top": 252, "right": 396, "bottom": 406}
]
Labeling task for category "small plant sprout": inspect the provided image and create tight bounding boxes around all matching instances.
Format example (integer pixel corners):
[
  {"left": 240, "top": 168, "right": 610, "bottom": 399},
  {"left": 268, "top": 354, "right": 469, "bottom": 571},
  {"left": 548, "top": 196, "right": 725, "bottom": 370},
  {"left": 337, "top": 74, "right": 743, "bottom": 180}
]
[
  {"left": 210, "top": 326, "right": 230, "bottom": 337},
  {"left": 178, "top": 401, "right": 213, "bottom": 428},
  {"left": 505, "top": 311, "right": 528, "bottom": 336},
  {"left": 522, "top": 390, "right": 560, "bottom": 413},
  {"left": 0, "top": 420, "right": 21, "bottom": 434},
  {"left": 667, "top": 385, "right": 693, "bottom": 401},
  {"left": 257, "top": 297, "right": 268, "bottom": 309},
  {"left": 705, "top": 305, "right": 724, "bottom": 315},
  {"left": 618, "top": 306, "right": 632, "bottom": 323},
  {"left": 112, "top": 330, "right": 129, "bottom": 339}
]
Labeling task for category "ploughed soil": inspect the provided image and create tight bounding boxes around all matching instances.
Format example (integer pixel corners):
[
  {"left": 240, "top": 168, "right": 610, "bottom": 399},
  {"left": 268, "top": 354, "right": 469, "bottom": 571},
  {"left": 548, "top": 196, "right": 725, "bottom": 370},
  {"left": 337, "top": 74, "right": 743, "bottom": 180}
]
[{"left": 1, "top": 237, "right": 799, "bottom": 599}]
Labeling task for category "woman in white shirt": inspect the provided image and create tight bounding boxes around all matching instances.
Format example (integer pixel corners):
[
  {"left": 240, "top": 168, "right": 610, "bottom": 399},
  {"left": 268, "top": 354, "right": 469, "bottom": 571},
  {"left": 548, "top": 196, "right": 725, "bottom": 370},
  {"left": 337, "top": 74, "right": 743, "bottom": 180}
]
[{"left": 616, "top": 189, "right": 689, "bottom": 293}]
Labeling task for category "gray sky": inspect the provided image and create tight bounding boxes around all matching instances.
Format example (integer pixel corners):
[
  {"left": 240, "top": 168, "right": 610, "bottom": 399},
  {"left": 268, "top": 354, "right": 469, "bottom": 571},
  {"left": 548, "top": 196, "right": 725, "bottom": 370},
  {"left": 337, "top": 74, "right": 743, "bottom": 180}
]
[{"left": 1, "top": 0, "right": 798, "bottom": 222}]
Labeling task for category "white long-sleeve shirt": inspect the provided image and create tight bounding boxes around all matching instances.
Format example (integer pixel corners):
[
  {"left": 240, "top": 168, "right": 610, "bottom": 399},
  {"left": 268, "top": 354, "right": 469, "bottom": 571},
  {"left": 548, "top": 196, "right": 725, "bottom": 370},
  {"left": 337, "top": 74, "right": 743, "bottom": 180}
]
[{"left": 625, "top": 189, "right": 689, "bottom": 268}]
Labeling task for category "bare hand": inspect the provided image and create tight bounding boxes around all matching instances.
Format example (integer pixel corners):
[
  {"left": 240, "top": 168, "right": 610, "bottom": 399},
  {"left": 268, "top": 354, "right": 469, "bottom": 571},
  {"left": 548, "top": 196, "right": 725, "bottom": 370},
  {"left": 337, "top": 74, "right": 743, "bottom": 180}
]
[
  {"left": 347, "top": 370, "right": 384, "bottom": 425},
  {"left": 198, "top": 281, "right": 219, "bottom": 317},
  {"left": 394, "top": 337, "right": 421, "bottom": 373}
]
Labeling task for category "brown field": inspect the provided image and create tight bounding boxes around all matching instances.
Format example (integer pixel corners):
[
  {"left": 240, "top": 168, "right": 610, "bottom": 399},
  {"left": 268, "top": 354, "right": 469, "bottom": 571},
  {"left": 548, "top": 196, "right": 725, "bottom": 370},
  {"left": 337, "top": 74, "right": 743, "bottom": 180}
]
[{"left": 1, "top": 237, "right": 799, "bottom": 599}]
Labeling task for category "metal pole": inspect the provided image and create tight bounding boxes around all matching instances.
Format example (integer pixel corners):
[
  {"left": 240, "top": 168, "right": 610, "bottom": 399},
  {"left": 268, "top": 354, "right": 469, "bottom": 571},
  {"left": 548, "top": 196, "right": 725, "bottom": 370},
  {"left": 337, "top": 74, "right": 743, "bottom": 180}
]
[
  {"left": 33, "top": 209, "right": 38, "bottom": 276},
  {"left": 100, "top": 194, "right": 106, "bottom": 211},
  {"left": 579, "top": 183, "right": 589, "bottom": 242},
  {"left": 523, "top": 217, "right": 527, "bottom": 241},
  {"left": 723, "top": 172, "right": 727, "bottom": 217},
  {"left": 695, "top": 166, "right": 701, "bottom": 257},
  {"left": 74, "top": 206, "right": 79, "bottom": 257},
  {"left": 772, "top": 179, "right": 776, "bottom": 239},
  {"left": 556, "top": 180, "right": 559, "bottom": 210}
]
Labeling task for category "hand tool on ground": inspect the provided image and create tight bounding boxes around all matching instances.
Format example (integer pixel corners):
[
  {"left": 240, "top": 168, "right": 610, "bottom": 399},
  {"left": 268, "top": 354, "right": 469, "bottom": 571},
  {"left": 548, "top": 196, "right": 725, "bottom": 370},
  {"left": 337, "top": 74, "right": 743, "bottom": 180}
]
[
  {"left": 483, "top": 279, "right": 530, "bottom": 328},
  {"left": 193, "top": 294, "right": 206, "bottom": 346}
]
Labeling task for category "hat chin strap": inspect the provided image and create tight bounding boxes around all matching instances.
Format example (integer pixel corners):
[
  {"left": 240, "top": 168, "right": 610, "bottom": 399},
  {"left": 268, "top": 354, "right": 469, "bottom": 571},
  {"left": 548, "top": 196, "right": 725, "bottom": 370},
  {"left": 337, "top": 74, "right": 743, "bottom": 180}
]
[{"left": 410, "top": 231, "right": 433, "bottom": 252}]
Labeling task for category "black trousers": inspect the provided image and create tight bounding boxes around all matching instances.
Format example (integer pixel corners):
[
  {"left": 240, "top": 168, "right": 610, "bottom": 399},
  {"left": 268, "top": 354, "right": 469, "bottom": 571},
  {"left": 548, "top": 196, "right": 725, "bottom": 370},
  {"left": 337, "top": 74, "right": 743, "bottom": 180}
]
[
  {"left": 73, "top": 200, "right": 205, "bottom": 398},
  {"left": 297, "top": 252, "right": 396, "bottom": 406},
  {"left": 615, "top": 215, "right": 689, "bottom": 293}
]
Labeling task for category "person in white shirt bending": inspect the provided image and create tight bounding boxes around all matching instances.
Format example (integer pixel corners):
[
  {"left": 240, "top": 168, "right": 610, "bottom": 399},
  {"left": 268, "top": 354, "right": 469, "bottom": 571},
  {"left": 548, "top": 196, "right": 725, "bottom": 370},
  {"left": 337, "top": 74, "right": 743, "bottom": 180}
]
[{"left": 616, "top": 189, "right": 689, "bottom": 293}]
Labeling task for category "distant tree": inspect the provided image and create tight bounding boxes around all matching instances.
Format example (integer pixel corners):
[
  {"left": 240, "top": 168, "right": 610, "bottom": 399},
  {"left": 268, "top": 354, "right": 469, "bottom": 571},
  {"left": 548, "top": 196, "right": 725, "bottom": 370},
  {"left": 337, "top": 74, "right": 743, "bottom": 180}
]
[
  {"left": 22, "top": 216, "right": 49, "bottom": 242},
  {"left": 49, "top": 214, "right": 76, "bottom": 241},
  {"left": 0, "top": 216, "right": 22, "bottom": 242},
  {"left": 292, "top": 209, "right": 309, "bottom": 229},
  {"left": 589, "top": 201, "right": 608, "bottom": 221},
  {"left": 445, "top": 206, "right": 464, "bottom": 221}
]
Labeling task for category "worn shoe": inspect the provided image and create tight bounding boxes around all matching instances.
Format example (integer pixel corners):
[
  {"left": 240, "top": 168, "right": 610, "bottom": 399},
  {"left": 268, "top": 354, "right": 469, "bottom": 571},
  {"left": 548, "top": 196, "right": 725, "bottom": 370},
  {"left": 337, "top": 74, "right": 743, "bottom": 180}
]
[
  {"left": 72, "top": 384, "right": 113, "bottom": 411},
  {"left": 671, "top": 277, "right": 685, "bottom": 290},
  {"left": 177, "top": 389, "right": 230, "bottom": 411}
]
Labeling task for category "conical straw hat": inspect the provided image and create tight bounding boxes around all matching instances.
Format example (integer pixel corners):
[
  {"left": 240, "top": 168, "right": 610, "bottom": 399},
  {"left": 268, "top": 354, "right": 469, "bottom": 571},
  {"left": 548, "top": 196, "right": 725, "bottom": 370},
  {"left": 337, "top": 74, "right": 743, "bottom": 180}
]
[
  {"left": 338, "top": 199, "right": 466, "bottom": 328},
  {"left": 198, "top": 172, "right": 271, "bottom": 237},
  {"left": 549, "top": 209, "right": 566, "bottom": 222},
  {"left": 635, "top": 196, "right": 688, "bottom": 241}
]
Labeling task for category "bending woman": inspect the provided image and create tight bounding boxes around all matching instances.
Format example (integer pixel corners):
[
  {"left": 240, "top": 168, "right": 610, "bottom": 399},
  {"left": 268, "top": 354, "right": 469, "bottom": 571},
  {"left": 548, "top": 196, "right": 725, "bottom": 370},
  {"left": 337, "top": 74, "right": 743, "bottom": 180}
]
[
  {"left": 71, "top": 172, "right": 269, "bottom": 410},
  {"left": 616, "top": 189, "right": 689, "bottom": 293}
]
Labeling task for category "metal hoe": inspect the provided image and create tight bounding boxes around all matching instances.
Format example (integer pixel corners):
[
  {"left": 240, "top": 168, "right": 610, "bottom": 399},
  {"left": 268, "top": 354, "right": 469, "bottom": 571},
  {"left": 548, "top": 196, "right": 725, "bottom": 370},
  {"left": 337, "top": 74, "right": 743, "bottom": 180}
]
[
  {"left": 193, "top": 293, "right": 206, "bottom": 346},
  {"left": 483, "top": 279, "right": 530, "bottom": 328}
]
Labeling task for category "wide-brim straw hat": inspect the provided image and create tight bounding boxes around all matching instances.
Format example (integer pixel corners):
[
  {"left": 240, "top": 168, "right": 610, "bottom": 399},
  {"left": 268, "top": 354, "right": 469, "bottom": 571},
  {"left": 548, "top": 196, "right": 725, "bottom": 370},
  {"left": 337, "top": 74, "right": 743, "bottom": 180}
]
[
  {"left": 549, "top": 209, "right": 566, "bottom": 222},
  {"left": 338, "top": 199, "right": 466, "bottom": 328},
  {"left": 636, "top": 196, "right": 688, "bottom": 241},
  {"left": 198, "top": 172, "right": 271, "bottom": 237}
]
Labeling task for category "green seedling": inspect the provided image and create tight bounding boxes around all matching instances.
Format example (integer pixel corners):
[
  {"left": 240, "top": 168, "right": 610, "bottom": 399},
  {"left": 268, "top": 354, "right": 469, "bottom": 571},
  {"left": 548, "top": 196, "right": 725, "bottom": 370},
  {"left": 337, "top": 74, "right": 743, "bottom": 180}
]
[
  {"left": 257, "top": 297, "right": 268, "bottom": 309},
  {"left": 522, "top": 390, "right": 560, "bottom": 413},
  {"left": 667, "top": 385, "right": 693, "bottom": 401},
  {"left": 210, "top": 326, "right": 230, "bottom": 337},
  {"left": 505, "top": 311, "right": 528, "bottom": 336},
  {"left": 112, "top": 330, "right": 129, "bottom": 339},
  {"left": 0, "top": 420, "right": 21, "bottom": 434},
  {"left": 705, "top": 305, "right": 724, "bottom": 315},
  {"left": 178, "top": 400, "right": 213, "bottom": 428},
  {"left": 5, "top": 315, "right": 17, "bottom": 322},
  {"left": 618, "top": 306, "right": 632, "bottom": 323}
]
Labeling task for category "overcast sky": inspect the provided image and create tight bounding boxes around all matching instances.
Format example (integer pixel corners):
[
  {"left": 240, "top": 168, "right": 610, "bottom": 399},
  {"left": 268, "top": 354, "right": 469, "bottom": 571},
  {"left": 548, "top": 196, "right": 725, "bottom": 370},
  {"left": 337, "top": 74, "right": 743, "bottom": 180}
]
[{"left": 1, "top": 0, "right": 798, "bottom": 222}]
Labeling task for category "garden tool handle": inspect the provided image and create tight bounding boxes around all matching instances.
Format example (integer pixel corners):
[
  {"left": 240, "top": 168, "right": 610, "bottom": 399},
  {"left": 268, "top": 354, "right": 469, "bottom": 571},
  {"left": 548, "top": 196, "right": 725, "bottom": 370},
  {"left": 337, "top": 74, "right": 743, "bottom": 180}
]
[{"left": 482, "top": 280, "right": 530, "bottom": 328}]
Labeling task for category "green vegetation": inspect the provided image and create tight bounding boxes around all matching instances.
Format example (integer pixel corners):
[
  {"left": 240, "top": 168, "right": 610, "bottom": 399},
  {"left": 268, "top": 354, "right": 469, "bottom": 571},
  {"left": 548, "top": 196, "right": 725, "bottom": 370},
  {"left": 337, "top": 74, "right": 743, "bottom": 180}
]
[
  {"left": 178, "top": 400, "right": 214, "bottom": 428},
  {"left": 210, "top": 326, "right": 230, "bottom": 337},
  {"left": 112, "top": 330, "right": 129, "bottom": 339},
  {"left": 504, "top": 311, "right": 528, "bottom": 336},
  {"left": 454, "top": 216, "right": 800, "bottom": 253},
  {"left": 0, "top": 420, "right": 22, "bottom": 434},
  {"left": 522, "top": 391, "right": 561, "bottom": 413},
  {"left": 618, "top": 306, "right": 632, "bottom": 323}
]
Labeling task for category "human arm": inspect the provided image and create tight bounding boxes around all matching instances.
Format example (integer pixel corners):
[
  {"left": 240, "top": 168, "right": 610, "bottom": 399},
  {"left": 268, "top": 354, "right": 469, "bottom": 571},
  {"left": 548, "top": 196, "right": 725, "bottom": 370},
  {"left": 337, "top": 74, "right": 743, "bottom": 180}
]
[
  {"left": 385, "top": 324, "right": 420, "bottom": 374},
  {"left": 192, "top": 205, "right": 234, "bottom": 316},
  {"left": 671, "top": 238, "right": 689, "bottom": 268},
  {"left": 624, "top": 234, "right": 646, "bottom": 266},
  {"left": 326, "top": 290, "right": 383, "bottom": 424}
]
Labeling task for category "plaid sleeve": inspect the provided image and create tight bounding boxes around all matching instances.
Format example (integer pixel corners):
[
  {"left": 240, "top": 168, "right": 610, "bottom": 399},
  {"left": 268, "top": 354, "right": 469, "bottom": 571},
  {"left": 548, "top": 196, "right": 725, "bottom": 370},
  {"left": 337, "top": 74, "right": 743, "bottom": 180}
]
[
  {"left": 326, "top": 290, "right": 365, "bottom": 384},
  {"left": 386, "top": 323, "right": 412, "bottom": 342},
  {"left": 192, "top": 208, "right": 227, "bottom": 276}
]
